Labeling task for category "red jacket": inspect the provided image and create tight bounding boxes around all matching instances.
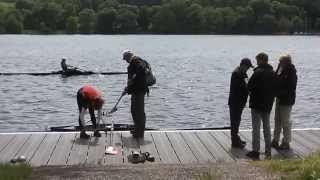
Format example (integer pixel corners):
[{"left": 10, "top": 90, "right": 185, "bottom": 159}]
[{"left": 80, "top": 85, "right": 102, "bottom": 100}]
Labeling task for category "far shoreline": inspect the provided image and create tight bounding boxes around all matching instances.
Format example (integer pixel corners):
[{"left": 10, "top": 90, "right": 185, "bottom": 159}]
[{"left": 1, "top": 32, "right": 320, "bottom": 36}]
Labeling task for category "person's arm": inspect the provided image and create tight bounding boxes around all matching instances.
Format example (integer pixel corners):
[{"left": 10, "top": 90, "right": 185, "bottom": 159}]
[
  {"left": 285, "top": 69, "right": 297, "bottom": 94},
  {"left": 97, "top": 108, "right": 102, "bottom": 125},
  {"left": 247, "top": 71, "right": 258, "bottom": 92},
  {"left": 126, "top": 62, "right": 142, "bottom": 94},
  {"left": 89, "top": 106, "right": 97, "bottom": 128},
  {"left": 79, "top": 107, "right": 86, "bottom": 127}
]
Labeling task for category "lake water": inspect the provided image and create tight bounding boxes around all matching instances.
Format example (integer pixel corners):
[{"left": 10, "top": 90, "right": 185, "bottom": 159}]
[{"left": 0, "top": 35, "right": 319, "bottom": 132}]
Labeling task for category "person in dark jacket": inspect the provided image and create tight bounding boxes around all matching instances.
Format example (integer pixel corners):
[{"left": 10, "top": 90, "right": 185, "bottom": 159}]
[
  {"left": 77, "top": 85, "right": 104, "bottom": 139},
  {"left": 122, "top": 50, "right": 148, "bottom": 138},
  {"left": 228, "top": 58, "right": 253, "bottom": 148},
  {"left": 246, "top": 52, "right": 276, "bottom": 159},
  {"left": 271, "top": 55, "right": 297, "bottom": 150}
]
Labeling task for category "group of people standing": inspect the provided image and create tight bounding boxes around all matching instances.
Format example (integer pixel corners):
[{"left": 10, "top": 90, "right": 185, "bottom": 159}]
[
  {"left": 71, "top": 49, "right": 297, "bottom": 161},
  {"left": 76, "top": 50, "right": 149, "bottom": 139},
  {"left": 228, "top": 52, "right": 297, "bottom": 159}
]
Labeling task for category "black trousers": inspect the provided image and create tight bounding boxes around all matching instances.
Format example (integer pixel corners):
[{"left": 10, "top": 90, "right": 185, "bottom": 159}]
[
  {"left": 131, "top": 92, "right": 146, "bottom": 138},
  {"left": 77, "top": 89, "right": 97, "bottom": 130},
  {"left": 229, "top": 105, "right": 244, "bottom": 143}
]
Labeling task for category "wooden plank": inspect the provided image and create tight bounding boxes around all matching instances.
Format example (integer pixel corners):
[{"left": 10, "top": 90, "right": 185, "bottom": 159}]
[
  {"left": 284, "top": 134, "right": 305, "bottom": 158},
  {"left": 121, "top": 131, "right": 140, "bottom": 163},
  {"left": 67, "top": 133, "right": 90, "bottom": 165},
  {"left": 296, "top": 130, "right": 320, "bottom": 147},
  {"left": 151, "top": 132, "right": 179, "bottom": 164},
  {"left": 0, "top": 134, "right": 30, "bottom": 163},
  {"left": 180, "top": 132, "right": 215, "bottom": 163},
  {"left": 30, "top": 134, "right": 60, "bottom": 166},
  {"left": 294, "top": 130, "right": 320, "bottom": 152},
  {"left": 86, "top": 132, "right": 107, "bottom": 166},
  {"left": 104, "top": 131, "right": 123, "bottom": 165},
  {"left": 0, "top": 134, "right": 16, "bottom": 153},
  {"left": 166, "top": 132, "right": 197, "bottom": 163},
  {"left": 196, "top": 131, "right": 233, "bottom": 162},
  {"left": 138, "top": 131, "right": 161, "bottom": 163},
  {"left": 15, "top": 134, "right": 46, "bottom": 163},
  {"left": 47, "top": 133, "right": 76, "bottom": 166},
  {"left": 290, "top": 131, "right": 310, "bottom": 158},
  {"left": 309, "top": 129, "right": 320, "bottom": 138}
]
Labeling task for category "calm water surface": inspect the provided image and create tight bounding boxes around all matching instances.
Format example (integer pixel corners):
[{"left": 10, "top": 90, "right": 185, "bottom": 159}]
[{"left": 0, "top": 35, "right": 319, "bottom": 132}]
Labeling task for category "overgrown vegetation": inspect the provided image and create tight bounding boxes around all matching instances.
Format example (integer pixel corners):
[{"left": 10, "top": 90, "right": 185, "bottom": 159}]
[
  {"left": 254, "top": 152, "right": 320, "bottom": 180},
  {"left": 0, "top": 163, "right": 32, "bottom": 180},
  {"left": 0, "top": 0, "right": 319, "bottom": 34},
  {"left": 197, "top": 170, "right": 221, "bottom": 180}
]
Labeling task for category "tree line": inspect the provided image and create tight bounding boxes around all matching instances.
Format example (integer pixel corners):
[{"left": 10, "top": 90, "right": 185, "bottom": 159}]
[{"left": 0, "top": 0, "right": 319, "bottom": 34}]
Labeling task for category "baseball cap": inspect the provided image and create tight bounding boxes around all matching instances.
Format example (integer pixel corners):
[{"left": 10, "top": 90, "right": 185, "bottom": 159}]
[
  {"left": 122, "top": 49, "right": 133, "bottom": 60},
  {"left": 240, "top": 58, "right": 253, "bottom": 68}
]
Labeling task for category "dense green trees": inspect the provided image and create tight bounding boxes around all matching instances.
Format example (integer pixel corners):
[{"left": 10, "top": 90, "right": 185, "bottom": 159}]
[
  {"left": 66, "top": 16, "right": 78, "bottom": 33},
  {"left": 78, "top": 8, "right": 95, "bottom": 33},
  {"left": 0, "top": 0, "right": 319, "bottom": 34}
]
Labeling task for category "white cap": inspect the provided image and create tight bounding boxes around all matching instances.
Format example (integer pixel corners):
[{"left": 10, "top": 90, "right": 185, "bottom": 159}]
[{"left": 122, "top": 49, "right": 134, "bottom": 59}]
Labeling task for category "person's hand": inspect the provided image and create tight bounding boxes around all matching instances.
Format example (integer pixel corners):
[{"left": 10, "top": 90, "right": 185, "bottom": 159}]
[{"left": 122, "top": 87, "right": 128, "bottom": 96}]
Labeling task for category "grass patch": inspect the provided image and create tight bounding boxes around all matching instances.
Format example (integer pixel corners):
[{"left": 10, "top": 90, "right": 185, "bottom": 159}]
[
  {"left": 254, "top": 152, "right": 320, "bottom": 180},
  {"left": 197, "top": 169, "right": 221, "bottom": 180},
  {"left": 0, "top": 163, "right": 32, "bottom": 180}
]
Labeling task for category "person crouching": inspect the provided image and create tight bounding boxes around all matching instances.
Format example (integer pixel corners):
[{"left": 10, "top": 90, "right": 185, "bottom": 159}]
[{"left": 77, "top": 85, "right": 104, "bottom": 139}]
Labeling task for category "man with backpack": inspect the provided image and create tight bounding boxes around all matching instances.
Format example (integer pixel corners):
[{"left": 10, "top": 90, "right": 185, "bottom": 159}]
[{"left": 121, "top": 50, "right": 155, "bottom": 138}]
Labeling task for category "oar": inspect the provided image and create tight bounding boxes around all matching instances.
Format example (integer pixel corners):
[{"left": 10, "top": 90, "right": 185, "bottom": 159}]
[
  {"left": 70, "top": 66, "right": 86, "bottom": 72},
  {"left": 109, "top": 93, "right": 125, "bottom": 114}
]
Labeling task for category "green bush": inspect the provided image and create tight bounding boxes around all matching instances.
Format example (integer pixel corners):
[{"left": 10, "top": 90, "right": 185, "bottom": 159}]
[
  {"left": 5, "top": 14, "right": 23, "bottom": 33},
  {"left": 0, "top": 163, "right": 32, "bottom": 180},
  {"left": 255, "top": 152, "right": 320, "bottom": 180}
]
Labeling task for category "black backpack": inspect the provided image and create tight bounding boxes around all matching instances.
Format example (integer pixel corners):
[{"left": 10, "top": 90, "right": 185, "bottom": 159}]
[{"left": 137, "top": 58, "right": 156, "bottom": 87}]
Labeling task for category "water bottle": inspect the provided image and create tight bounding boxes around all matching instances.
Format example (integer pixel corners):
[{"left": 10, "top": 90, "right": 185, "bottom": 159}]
[{"left": 111, "top": 122, "right": 114, "bottom": 132}]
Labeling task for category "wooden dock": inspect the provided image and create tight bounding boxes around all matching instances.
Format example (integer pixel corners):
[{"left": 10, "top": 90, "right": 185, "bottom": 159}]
[{"left": 0, "top": 129, "right": 319, "bottom": 167}]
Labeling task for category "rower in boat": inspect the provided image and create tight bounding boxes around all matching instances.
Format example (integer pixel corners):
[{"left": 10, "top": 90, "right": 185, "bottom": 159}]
[{"left": 60, "top": 58, "right": 93, "bottom": 75}]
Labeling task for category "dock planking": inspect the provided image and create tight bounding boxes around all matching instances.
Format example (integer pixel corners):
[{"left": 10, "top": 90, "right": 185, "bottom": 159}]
[
  {"left": 151, "top": 132, "right": 179, "bottom": 163},
  {"left": 48, "top": 133, "right": 76, "bottom": 166},
  {"left": 29, "top": 134, "right": 60, "bottom": 166},
  {"left": 166, "top": 131, "right": 197, "bottom": 163},
  {"left": 0, "top": 129, "right": 319, "bottom": 167},
  {"left": 180, "top": 132, "right": 214, "bottom": 163}
]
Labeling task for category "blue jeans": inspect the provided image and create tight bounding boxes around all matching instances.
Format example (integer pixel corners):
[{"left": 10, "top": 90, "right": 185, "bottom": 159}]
[{"left": 251, "top": 109, "right": 271, "bottom": 153}]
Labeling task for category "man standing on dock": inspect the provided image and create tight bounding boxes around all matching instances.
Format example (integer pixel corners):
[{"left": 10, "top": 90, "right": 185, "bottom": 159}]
[
  {"left": 246, "top": 53, "right": 276, "bottom": 159},
  {"left": 121, "top": 50, "right": 148, "bottom": 139},
  {"left": 272, "top": 55, "right": 297, "bottom": 150},
  {"left": 228, "top": 58, "right": 253, "bottom": 149}
]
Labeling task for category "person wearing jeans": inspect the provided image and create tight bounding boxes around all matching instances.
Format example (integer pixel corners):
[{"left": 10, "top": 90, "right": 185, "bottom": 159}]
[
  {"left": 272, "top": 55, "right": 297, "bottom": 150},
  {"left": 251, "top": 109, "right": 271, "bottom": 156},
  {"left": 246, "top": 52, "right": 276, "bottom": 159},
  {"left": 77, "top": 85, "right": 104, "bottom": 139}
]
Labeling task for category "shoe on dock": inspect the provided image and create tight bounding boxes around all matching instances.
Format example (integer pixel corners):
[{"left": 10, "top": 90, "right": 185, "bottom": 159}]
[
  {"left": 246, "top": 151, "right": 260, "bottom": 160},
  {"left": 80, "top": 132, "right": 90, "bottom": 139},
  {"left": 127, "top": 151, "right": 146, "bottom": 163}
]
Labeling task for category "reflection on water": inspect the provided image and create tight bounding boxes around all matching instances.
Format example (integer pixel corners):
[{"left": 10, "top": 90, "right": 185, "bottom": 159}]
[{"left": 0, "top": 35, "right": 320, "bottom": 132}]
